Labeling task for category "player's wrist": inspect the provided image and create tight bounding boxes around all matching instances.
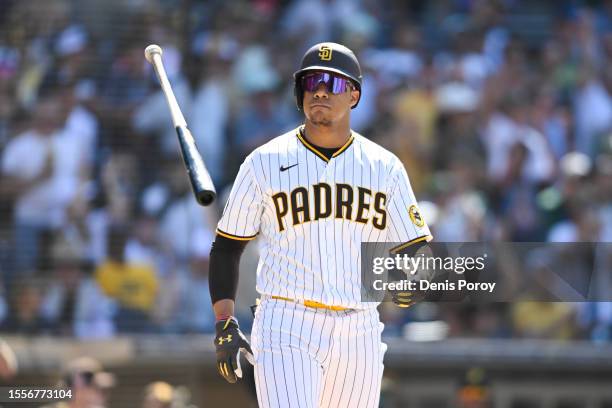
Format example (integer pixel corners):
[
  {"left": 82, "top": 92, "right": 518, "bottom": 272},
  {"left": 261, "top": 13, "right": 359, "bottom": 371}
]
[
  {"left": 215, "top": 314, "right": 234, "bottom": 322},
  {"left": 215, "top": 316, "right": 240, "bottom": 333}
]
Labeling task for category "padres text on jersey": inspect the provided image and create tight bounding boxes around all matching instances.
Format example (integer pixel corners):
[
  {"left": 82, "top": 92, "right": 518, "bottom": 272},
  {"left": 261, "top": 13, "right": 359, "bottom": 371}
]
[{"left": 217, "top": 127, "right": 432, "bottom": 309}]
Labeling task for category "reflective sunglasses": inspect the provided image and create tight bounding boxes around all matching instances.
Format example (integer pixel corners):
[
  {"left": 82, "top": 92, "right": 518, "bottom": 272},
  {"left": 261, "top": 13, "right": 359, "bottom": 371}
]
[{"left": 301, "top": 72, "right": 353, "bottom": 94}]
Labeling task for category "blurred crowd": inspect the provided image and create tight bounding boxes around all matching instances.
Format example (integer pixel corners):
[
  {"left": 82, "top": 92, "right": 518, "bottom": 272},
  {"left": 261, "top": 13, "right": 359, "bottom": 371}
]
[
  {"left": 38, "top": 356, "right": 196, "bottom": 408},
  {"left": 0, "top": 0, "right": 610, "bottom": 341}
]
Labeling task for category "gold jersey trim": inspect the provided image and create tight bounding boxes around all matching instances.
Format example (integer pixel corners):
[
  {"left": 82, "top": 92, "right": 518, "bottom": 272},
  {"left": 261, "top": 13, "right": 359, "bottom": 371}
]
[
  {"left": 389, "top": 234, "right": 433, "bottom": 254},
  {"left": 216, "top": 228, "right": 258, "bottom": 241},
  {"left": 297, "top": 127, "right": 354, "bottom": 163}
]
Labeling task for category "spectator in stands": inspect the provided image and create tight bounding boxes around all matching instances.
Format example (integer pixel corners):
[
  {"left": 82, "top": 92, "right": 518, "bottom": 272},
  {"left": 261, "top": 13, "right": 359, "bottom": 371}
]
[
  {"left": 430, "top": 162, "right": 487, "bottom": 242},
  {"left": 60, "top": 186, "right": 97, "bottom": 265},
  {"left": 40, "top": 237, "right": 115, "bottom": 338},
  {"left": 56, "top": 80, "right": 99, "bottom": 170},
  {"left": 95, "top": 226, "right": 158, "bottom": 333},
  {"left": 232, "top": 86, "right": 296, "bottom": 161},
  {"left": 512, "top": 301, "right": 577, "bottom": 340},
  {"left": 545, "top": 152, "right": 605, "bottom": 242},
  {"left": 1, "top": 94, "right": 86, "bottom": 273},
  {"left": 189, "top": 35, "right": 234, "bottom": 186},
  {"left": 482, "top": 92, "right": 556, "bottom": 191},
  {"left": 4, "top": 0, "right": 71, "bottom": 109},
  {"left": 456, "top": 367, "right": 492, "bottom": 408},
  {"left": 3, "top": 278, "right": 45, "bottom": 334},
  {"left": 40, "top": 238, "right": 84, "bottom": 335},
  {"left": 158, "top": 161, "right": 216, "bottom": 268},
  {"left": 375, "top": 68, "right": 438, "bottom": 193},
  {"left": 141, "top": 381, "right": 196, "bottom": 408},
  {"left": 434, "top": 81, "right": 484, "bottom": 171},
  {"left": 177, "top": 229, "right": 214, "bottom": 333},
  {"left": 0, "top": 43, "right": 19, "bottom": 148},
  {"left": 64, "top": 149, "right": 141, "bottom": 270},
  {"left": 0, "top": 338, "right": 17, "bottom": 380},
  {"left": 578, "top": 302, "right": 612, "bottom": 343},
  {"left": 39, "top": 24, "right": 95, "bottom": 98},
  {"left": 231, "top": 44, "right": 298, "bottom": 164},
  {"left": 145, "top": 160, "right": 216, "bottom": 332},
  {"left": 511, "top": 255, "right": 579, "bottom": 342},
  {"left": 142, "top": 381, "right": 173, "bottom": 408},
  {"left": 98, "top": 35, "right": 151, "bottom": 152},
  {"left": 47, "top": 356, "right": 115, "bottom": 408},
  {"left": 280, "top": 0, "right": 367, "bottom": 49},
  {"left": 573, "top": 65, "right": 612, "bottom": 158},
  {"left": 125, "top": 213, "right": 167, "bottom": 278},
  {"left": 482, "top": 92, "right": 556, "bottom": 240},
  {"left": 85, "top": 151, "right": 142, "bottom": 265},
  {"left": 531, "top": 87, "right": 571, "bottom": 161}
]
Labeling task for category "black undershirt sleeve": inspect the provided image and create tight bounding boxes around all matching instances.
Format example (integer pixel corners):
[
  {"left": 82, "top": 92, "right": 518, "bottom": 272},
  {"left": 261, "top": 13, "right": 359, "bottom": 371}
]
[{"left": 208, "top": 234, "right": 249, "bottom": 304}]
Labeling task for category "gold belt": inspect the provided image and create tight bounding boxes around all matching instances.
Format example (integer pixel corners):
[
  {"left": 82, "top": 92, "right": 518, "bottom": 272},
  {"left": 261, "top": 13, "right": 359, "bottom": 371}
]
[{"left": 271, "top": 296, "right": 349, "bottom": 311}]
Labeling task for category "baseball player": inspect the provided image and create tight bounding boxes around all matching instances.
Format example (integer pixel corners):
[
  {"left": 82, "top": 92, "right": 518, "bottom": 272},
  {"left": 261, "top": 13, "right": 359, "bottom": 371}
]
[{"left": 209, "top": 42, "right": 432, "bottom": 407}]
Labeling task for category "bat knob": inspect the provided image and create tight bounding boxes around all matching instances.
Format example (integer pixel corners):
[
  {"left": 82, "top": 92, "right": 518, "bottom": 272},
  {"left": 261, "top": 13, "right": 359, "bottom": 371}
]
[
  {"left": 196, "top": 190, "right": 216, "bottom": 206},
  {"left": 144, "top": 44, "right": 163, "bottom": 63}
]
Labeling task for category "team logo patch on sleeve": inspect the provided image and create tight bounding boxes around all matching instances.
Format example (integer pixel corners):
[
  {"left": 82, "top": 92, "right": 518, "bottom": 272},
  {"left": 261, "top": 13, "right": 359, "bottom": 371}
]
[
  {"left": 408, "top": 205, "right": 425, "bottom": 227},
  {"left": 319, "top": 45, "right": 332, "bottom": 61}
]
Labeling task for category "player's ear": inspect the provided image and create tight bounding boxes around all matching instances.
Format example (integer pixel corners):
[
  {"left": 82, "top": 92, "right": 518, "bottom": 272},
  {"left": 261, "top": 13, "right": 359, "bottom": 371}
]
[{"left": 350, "top": 89, "right": 360, "bottom": 108}]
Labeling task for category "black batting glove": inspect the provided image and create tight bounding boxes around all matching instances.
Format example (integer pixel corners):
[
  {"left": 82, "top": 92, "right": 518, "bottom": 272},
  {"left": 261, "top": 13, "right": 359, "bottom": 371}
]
[
  {"left": 214, "top": 317, "right": 254, "bottom": 383},
  {"left": 391, "top": 289, "right": 425, "bottom": 308},
  {"left": 388, "top": 263, "right": 432, "bottom": 309}
]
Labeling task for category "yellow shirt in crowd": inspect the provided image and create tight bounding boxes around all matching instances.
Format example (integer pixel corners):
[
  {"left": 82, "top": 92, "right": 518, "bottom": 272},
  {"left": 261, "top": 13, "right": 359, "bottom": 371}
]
[
  {"left": 95, "top": 261, "right": 158, "bottom": 313},
  {"left": 511, "top": 302, "right": 575, "bottom": 340}
]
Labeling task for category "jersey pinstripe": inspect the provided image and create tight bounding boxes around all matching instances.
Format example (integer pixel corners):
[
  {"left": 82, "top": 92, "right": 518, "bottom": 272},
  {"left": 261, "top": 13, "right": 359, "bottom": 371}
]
[
  {"left": 251, "top": 296, "right": 386, "bottom": 408},
  {"left": 217, "top": 126, "right": 432, "bottom": 309}
]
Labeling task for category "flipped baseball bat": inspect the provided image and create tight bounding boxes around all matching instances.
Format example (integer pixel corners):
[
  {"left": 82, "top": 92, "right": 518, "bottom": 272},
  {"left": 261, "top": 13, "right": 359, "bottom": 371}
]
[{"left": 144, "top": 44, "right": 216, "bottom": 206}]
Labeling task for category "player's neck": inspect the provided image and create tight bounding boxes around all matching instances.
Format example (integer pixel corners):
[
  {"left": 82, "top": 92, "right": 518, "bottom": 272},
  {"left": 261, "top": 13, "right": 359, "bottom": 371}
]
[{"left": 303, "top": 120, "right": 351, "bottom": 148}]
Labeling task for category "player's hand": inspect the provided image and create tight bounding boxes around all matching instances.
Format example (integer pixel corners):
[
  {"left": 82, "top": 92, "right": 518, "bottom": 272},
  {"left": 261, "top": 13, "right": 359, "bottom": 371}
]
[
  {"left": 389, "top": 249, "right": 434, "bottom": 308},
  {"left": 214, "top": 317, "right": 254, "bottom": 383},
  {"left": 391, "top": 291, "right": 420, "bottom": 308},
  {"left": 390, "top": 290, "right": 428, "bottom": 308}
]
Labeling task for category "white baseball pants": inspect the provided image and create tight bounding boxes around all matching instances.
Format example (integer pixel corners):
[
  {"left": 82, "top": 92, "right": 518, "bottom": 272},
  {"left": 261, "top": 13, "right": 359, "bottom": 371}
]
[{"left": 251, "top": 296, "right": 386, "bottom": 408}]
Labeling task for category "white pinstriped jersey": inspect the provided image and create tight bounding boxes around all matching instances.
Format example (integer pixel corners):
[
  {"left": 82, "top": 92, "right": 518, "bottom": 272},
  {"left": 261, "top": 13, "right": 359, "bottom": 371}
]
[{"left": 217, "top": 126, "right": 432, "bottom": 309}]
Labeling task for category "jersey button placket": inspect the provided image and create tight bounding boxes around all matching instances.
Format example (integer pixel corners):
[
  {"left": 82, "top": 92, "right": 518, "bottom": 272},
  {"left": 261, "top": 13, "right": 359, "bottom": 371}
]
[{"left": 321, "top": 161, "right": 337, "bottom": 305}]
